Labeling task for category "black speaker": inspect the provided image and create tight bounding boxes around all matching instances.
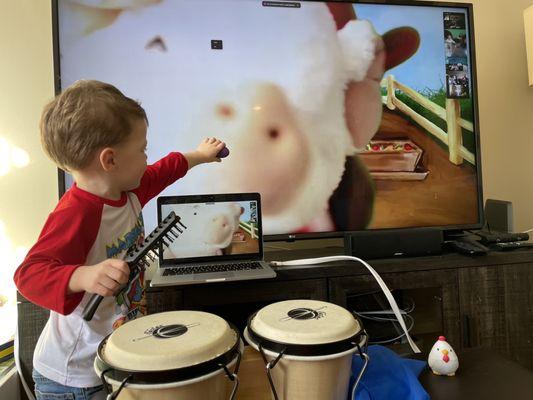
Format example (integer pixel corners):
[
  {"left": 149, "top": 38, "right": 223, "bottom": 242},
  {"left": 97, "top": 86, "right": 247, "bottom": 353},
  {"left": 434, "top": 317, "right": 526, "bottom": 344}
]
[
  {"left": 345, "top": 228, "right": 443, "bottom": 259},
  {"left": 484, "top": 199, "right": 513, "bottom": 233}
]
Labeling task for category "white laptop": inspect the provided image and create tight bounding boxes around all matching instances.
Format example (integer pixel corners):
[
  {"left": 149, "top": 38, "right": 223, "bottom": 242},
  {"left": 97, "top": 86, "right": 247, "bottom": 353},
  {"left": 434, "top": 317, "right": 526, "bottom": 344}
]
[{"left": 150, "top": 193, "right": 276, "bottom": 287}]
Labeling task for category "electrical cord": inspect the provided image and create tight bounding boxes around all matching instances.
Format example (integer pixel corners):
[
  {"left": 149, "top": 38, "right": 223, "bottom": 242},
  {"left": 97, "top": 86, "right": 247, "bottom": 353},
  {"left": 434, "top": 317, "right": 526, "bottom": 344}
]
[
  {"left": 354, "top": 299, "right": 415, "bottom": 345},
  {"left": 270, "top": 256, "right": 421, "bottom": 353},
  {"left": 363, "top": 315, "right": 415, "bottom": 345}
]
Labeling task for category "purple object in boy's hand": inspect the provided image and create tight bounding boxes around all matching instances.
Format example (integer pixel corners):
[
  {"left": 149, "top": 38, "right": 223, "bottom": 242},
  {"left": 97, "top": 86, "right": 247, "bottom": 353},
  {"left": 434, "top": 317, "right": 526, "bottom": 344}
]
[{"left": 217, "top": 146, "right": 230, "bottom": 158}]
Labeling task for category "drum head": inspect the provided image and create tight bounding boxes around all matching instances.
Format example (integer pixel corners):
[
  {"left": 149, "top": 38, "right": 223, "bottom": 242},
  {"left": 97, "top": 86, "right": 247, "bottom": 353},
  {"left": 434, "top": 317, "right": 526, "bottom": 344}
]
[
  {"left": 247, "top": 300, "right": 363, "bottom": 355},
  {"left": 101, "top": 311, "right": 238, "bottom": 371}
]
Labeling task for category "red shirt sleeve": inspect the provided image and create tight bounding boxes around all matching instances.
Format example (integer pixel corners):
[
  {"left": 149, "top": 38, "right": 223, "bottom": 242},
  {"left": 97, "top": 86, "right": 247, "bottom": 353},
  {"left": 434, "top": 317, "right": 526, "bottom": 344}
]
[
  {"left": 132, "top": 152, "right": 189, "bottom": 207},
  {"left": 13, "top": 201, "right": 102, "bottom": 315}
]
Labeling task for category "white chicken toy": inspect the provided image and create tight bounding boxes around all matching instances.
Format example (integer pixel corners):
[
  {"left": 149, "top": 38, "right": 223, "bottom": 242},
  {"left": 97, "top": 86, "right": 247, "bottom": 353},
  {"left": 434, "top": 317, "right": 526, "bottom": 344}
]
[{"left": 428, "top": 336, "right": 459, "bottom": 376}]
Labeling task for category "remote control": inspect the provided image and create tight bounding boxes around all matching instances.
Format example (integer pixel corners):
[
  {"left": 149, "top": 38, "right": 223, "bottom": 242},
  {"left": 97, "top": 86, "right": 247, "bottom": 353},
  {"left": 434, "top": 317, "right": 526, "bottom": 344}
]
[
  {"left": 477, "top": 231, "right": 529, "bottom": 244},
  {"left": 446, "top": 239, "right": 489, "bottom": 255},
  {"left": 494, "top": 241, "right": 533, "bottom": 251}
]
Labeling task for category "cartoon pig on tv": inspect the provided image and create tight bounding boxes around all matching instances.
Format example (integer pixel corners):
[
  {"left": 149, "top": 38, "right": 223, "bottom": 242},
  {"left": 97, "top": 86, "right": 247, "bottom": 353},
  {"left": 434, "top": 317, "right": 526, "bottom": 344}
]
[
  {"left": 163, "top": 203, "right": 244, "bottom": 258},
  {"left": 62, "top": 0, "right": 419, "bottom": 234}
]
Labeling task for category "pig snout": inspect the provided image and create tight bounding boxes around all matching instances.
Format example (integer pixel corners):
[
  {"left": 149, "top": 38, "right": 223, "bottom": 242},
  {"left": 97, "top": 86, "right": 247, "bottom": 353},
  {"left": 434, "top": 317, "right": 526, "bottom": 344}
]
[
  {"left": 218, "top": 84, "right": 310, "bottom": 216},
  {"left": 208, "top": 215, "right": 234, "bottom": 246}
]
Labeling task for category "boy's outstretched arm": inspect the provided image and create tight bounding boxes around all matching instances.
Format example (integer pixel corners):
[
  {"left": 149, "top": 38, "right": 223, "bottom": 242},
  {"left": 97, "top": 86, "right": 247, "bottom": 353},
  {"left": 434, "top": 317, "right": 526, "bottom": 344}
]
[
  {"left": 132, "top": 137, "right": 226, "bottom": 208},
  {"left": 184, "top": 137, "right": 226, "bottom": 169}
]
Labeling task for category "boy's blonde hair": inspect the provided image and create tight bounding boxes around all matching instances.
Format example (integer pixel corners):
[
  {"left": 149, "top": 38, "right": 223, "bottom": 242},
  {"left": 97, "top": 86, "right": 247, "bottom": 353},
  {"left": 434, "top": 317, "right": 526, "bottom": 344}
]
[{"left": 40, "top": 80, "right": 147, "bottom": 171}]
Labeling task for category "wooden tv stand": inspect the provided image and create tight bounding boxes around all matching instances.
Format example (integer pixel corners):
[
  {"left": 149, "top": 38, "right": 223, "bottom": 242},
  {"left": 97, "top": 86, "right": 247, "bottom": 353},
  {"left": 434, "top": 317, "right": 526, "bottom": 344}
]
[
  {"left": 145, "top": 247, "right": 533, "bottom": 368},
  {"left": 16, "top": 247, "right": 533, "bottom": 398}
]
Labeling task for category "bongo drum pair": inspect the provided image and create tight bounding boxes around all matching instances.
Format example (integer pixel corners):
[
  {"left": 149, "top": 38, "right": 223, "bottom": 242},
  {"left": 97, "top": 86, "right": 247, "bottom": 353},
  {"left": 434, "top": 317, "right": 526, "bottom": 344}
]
[{"left": 95, "top": 299, "right": 368, "bottom": 400}]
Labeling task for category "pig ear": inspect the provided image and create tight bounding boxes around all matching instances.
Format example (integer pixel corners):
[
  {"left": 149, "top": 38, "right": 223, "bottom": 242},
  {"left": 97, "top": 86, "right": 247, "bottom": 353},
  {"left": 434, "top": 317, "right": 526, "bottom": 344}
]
[
  {"left": 382, "top": 27, "right": 420, "bottom": 71},
  {"left": 343, "top": 36, "right": 386, "bottom": 149}
]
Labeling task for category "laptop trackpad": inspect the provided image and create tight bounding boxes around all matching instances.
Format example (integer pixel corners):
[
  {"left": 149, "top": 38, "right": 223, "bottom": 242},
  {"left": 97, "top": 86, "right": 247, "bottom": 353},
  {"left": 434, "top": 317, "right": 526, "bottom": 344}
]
[{"left": 195, "top": 272, "right": 235, "bottom": 280}]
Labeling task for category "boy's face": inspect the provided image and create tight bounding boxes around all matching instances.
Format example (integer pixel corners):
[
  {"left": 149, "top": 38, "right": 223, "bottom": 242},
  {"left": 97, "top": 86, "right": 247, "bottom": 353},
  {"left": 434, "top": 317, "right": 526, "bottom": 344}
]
[{"left": 113, "top": 118, "right": 148, "bottom": 191}]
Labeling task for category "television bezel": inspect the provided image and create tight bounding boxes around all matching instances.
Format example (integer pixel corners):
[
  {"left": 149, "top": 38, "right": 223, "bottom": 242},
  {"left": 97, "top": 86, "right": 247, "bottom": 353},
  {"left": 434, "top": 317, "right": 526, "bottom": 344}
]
[{"left": 51, "top": 0, "right": 484, "bottom": 242}]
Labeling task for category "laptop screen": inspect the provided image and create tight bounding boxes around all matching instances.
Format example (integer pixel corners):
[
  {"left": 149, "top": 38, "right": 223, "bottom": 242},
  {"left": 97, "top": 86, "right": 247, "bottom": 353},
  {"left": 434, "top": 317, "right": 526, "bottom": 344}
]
[{"left": 157, "top": 193, "right": 263, "bottom": 264}]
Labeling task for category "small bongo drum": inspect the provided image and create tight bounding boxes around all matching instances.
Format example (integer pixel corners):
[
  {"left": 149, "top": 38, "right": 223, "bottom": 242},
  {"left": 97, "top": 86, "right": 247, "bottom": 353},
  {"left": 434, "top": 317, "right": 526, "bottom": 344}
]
[
  {"left": 244, "top": 299, "right": 369, "bottom": 400},
  {"left": 95, "top": 311, "right": 242, "bottom": 400}
]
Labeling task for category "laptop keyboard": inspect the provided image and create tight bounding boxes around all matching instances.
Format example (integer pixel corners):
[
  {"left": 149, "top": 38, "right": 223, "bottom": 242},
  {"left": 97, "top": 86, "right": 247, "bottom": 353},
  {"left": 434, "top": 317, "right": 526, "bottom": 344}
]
[{"left": 162, "top": 262, "right": 264, "bottom": 276}]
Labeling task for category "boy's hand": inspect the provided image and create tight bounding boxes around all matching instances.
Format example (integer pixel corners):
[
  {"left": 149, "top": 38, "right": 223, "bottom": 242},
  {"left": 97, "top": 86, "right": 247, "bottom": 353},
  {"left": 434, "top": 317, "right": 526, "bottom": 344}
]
[
  {"left": 184, "top": 137, "right": 226, "bottom": 169},
  {"left": 68, "top": 259, "right": 130, "bottom": 297}
]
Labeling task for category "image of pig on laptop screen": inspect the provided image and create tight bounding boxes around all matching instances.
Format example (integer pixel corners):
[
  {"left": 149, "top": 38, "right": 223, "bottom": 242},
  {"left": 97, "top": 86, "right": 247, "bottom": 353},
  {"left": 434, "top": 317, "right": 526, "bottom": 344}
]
[{"left": 160, "top": 201, "right": 260, "bottom": 259}]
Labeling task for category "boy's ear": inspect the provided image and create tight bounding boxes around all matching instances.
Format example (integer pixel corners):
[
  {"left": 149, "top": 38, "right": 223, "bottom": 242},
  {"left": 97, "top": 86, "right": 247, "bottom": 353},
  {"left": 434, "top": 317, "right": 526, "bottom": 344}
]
[{"left": 99, "top": 147, "right": 116, "bottom": 172}]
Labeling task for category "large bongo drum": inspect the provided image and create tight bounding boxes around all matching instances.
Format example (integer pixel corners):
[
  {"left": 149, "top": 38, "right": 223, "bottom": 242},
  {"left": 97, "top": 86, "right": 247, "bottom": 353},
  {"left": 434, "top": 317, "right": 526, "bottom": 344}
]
[
  {"left": 95, "top": 311, "right": 242, "bottom": 400},
  {"left": 244, "top": 299, "right": 369, "bottom": 400}
]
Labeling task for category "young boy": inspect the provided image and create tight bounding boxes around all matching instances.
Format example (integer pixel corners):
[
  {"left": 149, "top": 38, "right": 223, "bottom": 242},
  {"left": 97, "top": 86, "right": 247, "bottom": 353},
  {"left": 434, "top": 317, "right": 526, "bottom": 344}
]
[{"left": 13, "top": 80, "right": 226, "bottom": 399}]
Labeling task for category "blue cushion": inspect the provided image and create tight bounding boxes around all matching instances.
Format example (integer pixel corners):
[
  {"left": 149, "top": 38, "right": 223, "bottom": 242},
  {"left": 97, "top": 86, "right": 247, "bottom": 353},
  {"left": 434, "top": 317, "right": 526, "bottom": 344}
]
[{"left": 348, "top": 345, "right": 430, "bottom": 400}]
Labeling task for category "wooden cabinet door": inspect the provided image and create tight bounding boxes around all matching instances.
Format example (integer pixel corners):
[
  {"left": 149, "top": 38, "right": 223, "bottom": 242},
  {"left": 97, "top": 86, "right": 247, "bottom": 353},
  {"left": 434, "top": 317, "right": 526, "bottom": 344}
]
[
  {"left": 181, "top": 278, "right": 328, "bottom": 307},
  {"left": 500, "top": 263, "right": 533, "bottom": 369},
  {"left": 330, "top": 270, "right": 460, "bottom": 353},
  {"left": 458, "top": 267, "right": 506, "bottom": 352},
  {"left": 146, "top": 287, "right": 183, "bottom": 314}
]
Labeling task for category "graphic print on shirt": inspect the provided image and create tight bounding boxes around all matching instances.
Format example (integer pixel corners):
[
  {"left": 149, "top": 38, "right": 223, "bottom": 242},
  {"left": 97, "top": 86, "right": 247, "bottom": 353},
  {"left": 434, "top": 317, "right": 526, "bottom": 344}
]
[{"left": 106, "top": 214, "right": 148, "bottom": 329}]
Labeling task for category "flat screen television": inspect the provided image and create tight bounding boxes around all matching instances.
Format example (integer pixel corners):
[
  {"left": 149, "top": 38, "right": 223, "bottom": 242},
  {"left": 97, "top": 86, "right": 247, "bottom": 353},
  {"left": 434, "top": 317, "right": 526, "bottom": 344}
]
[{"left": 53, "top": 0, "right": 483, "bottom": 241}]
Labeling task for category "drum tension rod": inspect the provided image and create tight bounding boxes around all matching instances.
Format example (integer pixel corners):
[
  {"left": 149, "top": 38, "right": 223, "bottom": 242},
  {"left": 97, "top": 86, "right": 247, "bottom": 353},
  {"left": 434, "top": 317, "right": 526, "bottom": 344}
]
[
  {"left": 350, "top": 332, "right": 370, "bottom": 400},
  {"left": 218, "top": 349, "right": 242, "bottom": 400},
  {"left": 259, "top": 344, "right": 286, "bottom": 400},
  {"left": 100, "top": 368, "right": 133, "bottom": 400}
]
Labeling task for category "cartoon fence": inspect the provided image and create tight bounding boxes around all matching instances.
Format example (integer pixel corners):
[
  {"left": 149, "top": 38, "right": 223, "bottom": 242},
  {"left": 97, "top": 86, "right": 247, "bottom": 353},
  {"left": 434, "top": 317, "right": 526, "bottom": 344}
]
[
  {"left": 239, "top": 221, "right": 258, "bottom": 239},
  {"left": 381, "top": 75, "right": 475, "bottom": 166}
]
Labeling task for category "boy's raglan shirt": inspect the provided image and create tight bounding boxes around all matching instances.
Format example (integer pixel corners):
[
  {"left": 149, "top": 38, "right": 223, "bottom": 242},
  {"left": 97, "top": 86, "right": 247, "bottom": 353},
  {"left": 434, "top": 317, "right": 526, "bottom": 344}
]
[{"left": 13, "top": 152, "right": 188, "bottom": 388}]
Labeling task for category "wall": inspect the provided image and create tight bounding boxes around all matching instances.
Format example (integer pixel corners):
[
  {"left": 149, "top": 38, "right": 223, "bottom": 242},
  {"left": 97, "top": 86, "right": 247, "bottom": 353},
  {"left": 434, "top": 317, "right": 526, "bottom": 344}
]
[
  {"left": 0, "top": 0, "right": 55, "bottom": 341},
  {"left": 431, "top": 0, "right": 533, "bottom": 231},
  {"left": 1, "top": 2, "right": 56, "bottom": 243}
]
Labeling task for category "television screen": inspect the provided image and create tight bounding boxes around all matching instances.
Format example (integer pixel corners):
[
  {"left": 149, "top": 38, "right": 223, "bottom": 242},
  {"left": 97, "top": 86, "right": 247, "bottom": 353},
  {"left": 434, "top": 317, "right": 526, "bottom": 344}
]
[{"left": 54, "top": 0, "right": 482, "bottom": 238}]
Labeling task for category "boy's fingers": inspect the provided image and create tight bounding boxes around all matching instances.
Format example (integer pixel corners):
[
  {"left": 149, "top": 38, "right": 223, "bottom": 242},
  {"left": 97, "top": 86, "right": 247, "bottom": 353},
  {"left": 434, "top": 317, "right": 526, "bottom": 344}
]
[
  {"left": 108, "top": 267, "right": 129, "bottom": 285},
  {"left": 109, "top": 259, "right": 130, "bottom": 274},
  {"left": 100, "top": 275, "right": 121, "bottom": 291},
  {"left": 95, "top": 282, "right": 116, "bottom": 297}
]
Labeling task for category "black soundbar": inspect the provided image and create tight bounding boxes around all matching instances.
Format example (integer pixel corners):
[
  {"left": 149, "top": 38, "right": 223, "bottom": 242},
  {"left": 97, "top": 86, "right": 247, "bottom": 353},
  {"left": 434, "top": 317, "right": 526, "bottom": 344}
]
[{"left": 345, "top": 228, "right": 443, "bottom": 259}]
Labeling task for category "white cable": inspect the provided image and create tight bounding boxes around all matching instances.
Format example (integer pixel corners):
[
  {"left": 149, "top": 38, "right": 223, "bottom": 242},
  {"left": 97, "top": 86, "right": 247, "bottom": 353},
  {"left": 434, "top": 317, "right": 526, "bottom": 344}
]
[
  {"left": 271, "top": 256, "right": 421, "bottom": 353},
  {"left": 356, "top": 310, "right": 408, "bottom": 315},
  {"left": 356, "top": 314, "right": 406, "bottom": 322},
  {"left": 522, "top": 228, "right": 533, "bottom": 233},
  {"left": 367, "top": 315, "right": 415, "bottom": 345},
  {"left": 14, "top": 323, "right": 36, "bottom": 400}
]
